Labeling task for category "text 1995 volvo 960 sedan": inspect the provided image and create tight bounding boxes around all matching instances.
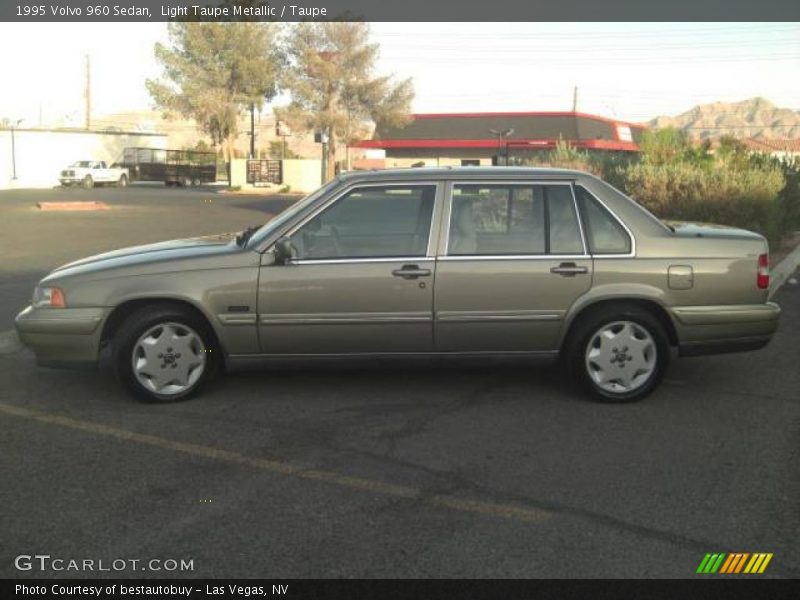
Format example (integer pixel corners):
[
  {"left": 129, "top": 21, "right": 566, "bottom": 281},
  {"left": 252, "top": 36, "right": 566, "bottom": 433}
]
[{"left": 16, "top": 168, "right": 780, "bottom": 403}]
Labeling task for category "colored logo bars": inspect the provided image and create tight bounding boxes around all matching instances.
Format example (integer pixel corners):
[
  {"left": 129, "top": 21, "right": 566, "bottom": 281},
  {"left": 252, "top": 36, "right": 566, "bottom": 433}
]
[{"left": 697, "top": 553, "right": 773, "bottom": 574}]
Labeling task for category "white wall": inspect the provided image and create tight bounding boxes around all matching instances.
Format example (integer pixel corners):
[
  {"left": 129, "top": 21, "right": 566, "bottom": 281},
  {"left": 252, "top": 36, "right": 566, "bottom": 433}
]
[
  {"left": 230, "top": 158, "right": 322, "bottom": 193},
  {"left": 282, "top": 159, "right": 322, "bottom": 192},
  {"left": 0, "top": 129, "right": 167, "bottom": 189}
]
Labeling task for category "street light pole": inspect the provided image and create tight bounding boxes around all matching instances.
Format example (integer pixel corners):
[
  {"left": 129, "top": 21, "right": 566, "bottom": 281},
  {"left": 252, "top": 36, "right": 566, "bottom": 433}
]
[{"left": 489, "top": 128, "right": 514, "bottom": 166}]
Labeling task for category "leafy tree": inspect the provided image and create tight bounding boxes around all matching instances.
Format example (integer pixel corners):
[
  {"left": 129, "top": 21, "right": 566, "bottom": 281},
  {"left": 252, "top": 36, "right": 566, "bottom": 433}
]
[
  {"left": 267, "top": 140, "right": 300, "bottom": 159},
  {"left": 146, "top": 22, "right": 282, "bottom": 177},
  {"left": 277, "top": 22, "right": 414, "bottom": 180}
]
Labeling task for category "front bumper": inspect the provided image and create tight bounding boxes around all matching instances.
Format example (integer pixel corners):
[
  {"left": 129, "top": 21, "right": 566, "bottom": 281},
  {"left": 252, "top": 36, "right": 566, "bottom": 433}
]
[
  {"left": 15, "top": 305, "right": 110, "bottom": 367},
  {"left": 670, "top": 302, "right": 781, "bottom": 357}
]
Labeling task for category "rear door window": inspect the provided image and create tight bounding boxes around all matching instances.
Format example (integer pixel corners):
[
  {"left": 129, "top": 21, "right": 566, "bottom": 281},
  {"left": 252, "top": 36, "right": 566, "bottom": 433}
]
[{"left": 448, "top": 184, "right": 584, "bottom": 256}]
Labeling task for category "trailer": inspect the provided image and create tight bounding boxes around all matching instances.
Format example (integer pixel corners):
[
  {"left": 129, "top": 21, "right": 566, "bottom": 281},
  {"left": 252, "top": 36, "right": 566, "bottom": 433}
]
[{"left": 119, "top": 147, "right": 217, "bottom": 187}]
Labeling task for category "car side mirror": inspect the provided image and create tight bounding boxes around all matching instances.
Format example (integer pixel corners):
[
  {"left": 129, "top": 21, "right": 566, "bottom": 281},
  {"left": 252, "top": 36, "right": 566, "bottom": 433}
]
[{"left": 273, "top": 237, "right": 297, "bottom": 265}]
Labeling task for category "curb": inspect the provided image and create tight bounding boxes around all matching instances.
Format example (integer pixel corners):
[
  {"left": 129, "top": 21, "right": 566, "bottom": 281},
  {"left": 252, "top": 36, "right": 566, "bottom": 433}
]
[
  {"left": 37, "top": 201, "right": 110, "bottom": 211},
  {"left": 769, "top": 242, "right": 800, "bottom": 299}
]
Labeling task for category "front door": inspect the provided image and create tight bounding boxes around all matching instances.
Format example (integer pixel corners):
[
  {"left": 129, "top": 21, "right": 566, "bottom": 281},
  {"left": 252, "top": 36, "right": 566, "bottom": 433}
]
[
  {"left": 257, "top": 183, "right": 440, "bottom": 355},
  {"left": 434, "top": 181, "right": 593, "bottom": 353}
]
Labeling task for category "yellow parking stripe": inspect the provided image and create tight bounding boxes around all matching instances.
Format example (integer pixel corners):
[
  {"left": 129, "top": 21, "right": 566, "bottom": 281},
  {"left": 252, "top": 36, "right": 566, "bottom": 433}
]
[{"left": 0, "top": 402, "right": 550, "bottom": 524}]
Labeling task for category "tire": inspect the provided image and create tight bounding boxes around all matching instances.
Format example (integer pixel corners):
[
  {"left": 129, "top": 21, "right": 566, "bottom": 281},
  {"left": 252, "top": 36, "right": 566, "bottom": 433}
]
[
  {"left": 112, "top": 304, "right": 221, "bottom": 403},
  {"left": 117, "top": 174, "right": 128, "bottom": 188},
  {"left": 564, "top": 303, "right": 670, "bottom": 403},
  {"left": 181, "top": 176, "right": 192, "bottom": 188},
  {"left": 82, "top": 175, "right": 94, "bottom": 189}
]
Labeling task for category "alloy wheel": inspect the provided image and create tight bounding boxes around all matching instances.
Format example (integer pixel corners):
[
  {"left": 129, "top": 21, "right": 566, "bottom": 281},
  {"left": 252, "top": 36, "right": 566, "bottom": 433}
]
[
  {"left": 584, "top": 320, "right": 657, "bottom": 394},
  {"left": 131, "top": 322, "right": 206, "bottom": 396}
]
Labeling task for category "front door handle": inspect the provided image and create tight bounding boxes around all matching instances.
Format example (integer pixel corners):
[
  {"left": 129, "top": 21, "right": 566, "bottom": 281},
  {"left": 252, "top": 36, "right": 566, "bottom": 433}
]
[
  {"left": 550, "top": 262, "right": 588, "bottom": 277},
  {"left": 392, "top": 264, "right": 432, "bottom": 279}
]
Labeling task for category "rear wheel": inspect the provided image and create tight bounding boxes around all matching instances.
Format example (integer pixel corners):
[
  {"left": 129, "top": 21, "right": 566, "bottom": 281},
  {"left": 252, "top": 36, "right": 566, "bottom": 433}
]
[
  {"left": 112, "top": 305, "right": 220, "bottom": 403},
  {"left": 565, "top": 304, "right": 669, "bottom": 403},
  {"left": 82, "top": 175, "right": 94, "bottom": 189},
  {"left": 117, "top": 174, "right": 128, "bottom": 188}
]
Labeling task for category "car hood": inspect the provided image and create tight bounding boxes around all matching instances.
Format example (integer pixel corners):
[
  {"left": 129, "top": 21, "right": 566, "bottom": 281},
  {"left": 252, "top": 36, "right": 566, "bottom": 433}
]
[
  {"left": 49, "top": 233, "right": 240, "bottom": 278},
  {"left": 664, "top": 221, "right": 765, "bottom": 241}
]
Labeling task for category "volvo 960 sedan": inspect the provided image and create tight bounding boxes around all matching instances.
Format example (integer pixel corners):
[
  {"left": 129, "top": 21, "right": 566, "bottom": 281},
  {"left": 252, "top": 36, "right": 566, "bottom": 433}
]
[{"left": 15, "top": 168, "right": 780, "bottom": 403}]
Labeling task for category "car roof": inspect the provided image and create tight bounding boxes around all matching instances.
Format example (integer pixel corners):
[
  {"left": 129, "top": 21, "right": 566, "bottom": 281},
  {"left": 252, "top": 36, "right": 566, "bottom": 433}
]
[{"left": 335, "top": 166, "right": 587, "bottom": 183}]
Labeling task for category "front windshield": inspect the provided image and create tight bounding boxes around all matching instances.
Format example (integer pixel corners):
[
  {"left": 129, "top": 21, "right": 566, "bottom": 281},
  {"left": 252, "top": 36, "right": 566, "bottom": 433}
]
[
  {"left": 246, "top": 179, "right": 341, "bottom": 249},
  {"left": 70, "top": 161, "right": 93, "bottom": 168}
]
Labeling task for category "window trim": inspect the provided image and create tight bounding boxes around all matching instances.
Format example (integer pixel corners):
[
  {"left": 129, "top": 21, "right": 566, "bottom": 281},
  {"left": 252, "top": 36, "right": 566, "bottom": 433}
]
[
  {"left": 275, "top": 181, "right": 442, "bottom": 264},
  {"left": 442, "top": 180, "right": 588, "bottom": 259},
  {"left": 573, "top": 184, "right": 636, "bottom": 258}
]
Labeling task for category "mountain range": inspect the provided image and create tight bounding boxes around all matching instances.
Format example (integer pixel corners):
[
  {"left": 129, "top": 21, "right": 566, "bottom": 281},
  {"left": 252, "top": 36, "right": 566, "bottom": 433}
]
[{"left": 648, "top": 97, "right": 800, "bottom": 140}]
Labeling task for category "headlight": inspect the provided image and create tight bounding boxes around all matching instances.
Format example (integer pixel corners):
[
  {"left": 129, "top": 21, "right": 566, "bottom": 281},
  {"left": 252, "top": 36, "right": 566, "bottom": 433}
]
[{"left": 32, "top": 286, "right": 66, "bottom": 308}]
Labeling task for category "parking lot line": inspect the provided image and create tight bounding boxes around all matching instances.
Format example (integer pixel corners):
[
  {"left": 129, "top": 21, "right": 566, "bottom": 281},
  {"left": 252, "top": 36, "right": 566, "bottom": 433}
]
[{"left": 0, "top": 402, "right": 551, "bottom": 524}]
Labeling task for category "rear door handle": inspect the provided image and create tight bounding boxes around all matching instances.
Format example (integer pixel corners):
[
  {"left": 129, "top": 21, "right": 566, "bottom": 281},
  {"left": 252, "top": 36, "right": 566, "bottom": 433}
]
[
  {"left": 550, "top": 262, "right": 588, "bottom": 277},
  {"left": 392, "top": 265, "right": 432, "bottom": 279}
]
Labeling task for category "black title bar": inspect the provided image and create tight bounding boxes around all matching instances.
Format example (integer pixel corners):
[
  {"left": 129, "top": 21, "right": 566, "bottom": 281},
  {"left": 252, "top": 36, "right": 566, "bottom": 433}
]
[{"left": 3, "top": 0, "right": 800, "bottom": 22}]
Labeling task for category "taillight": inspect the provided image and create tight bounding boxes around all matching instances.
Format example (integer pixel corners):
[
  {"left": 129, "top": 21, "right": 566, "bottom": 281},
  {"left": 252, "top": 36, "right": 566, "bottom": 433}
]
[{"left": 757, "top": 253, "right": 769, "bottom": 289}]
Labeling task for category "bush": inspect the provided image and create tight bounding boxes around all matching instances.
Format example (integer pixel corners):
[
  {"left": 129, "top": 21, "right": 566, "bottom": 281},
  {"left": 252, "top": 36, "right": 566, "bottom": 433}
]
[
  {"left": 518, "top": 139, "right": 600, "bottom": 175},
  {"left": 517, "top": 128, "right": 791, "bottom": 243},
  {"left": 620, "top": 161, "right": 785, "bottom": 240}
]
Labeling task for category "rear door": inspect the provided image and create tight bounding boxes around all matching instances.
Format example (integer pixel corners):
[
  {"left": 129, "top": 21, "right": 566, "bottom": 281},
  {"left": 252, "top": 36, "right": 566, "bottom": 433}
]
[{"left": 433, "top": 181, "right": 593, "bottom": 353}]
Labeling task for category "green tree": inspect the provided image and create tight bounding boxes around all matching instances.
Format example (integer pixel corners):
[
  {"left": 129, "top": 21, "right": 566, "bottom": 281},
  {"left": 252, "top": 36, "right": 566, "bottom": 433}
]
[
  {"left": 277, "top": 22, "right": 414, "bottom": 180},
  {"left": 146, "top": 22, "right": 282, "bottom": 177},
  {"left": 267, "top": 140, "right": 300, "bottom": 159}
]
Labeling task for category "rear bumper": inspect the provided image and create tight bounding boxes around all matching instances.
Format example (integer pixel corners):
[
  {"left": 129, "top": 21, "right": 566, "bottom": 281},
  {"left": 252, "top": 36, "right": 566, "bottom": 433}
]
[
  {"left": 15, "top": 305, "right": 109, "bottom": 368},
  {"left": 670, "top": 302, "right": 780, "bottom": 357}
]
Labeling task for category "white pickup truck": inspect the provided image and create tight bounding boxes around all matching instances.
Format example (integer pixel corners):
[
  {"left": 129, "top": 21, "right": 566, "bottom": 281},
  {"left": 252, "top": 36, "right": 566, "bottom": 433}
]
[{"left": 59, "top": 161, "right": 130, "bottom": 188}]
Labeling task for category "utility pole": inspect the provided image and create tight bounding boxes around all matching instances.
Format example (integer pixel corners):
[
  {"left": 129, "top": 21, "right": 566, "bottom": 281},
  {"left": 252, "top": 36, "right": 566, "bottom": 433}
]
[
  {"left": 84, "top": 54, "right": 91, "bottom": 130},
  {"left": 572, "top": 85, "right": 578, "bottom": 112},
  {"left": 11, "top": 124, "right": 17, "bottom": 180},
  {"left": 321, "top": 139, "right": 328, "bottom": 182},
  {"left": 249, "top": 103, "right": 256, "bottom": 159},
  {"left": 10, "top": 119, "right": 22, "bottom": 180}
]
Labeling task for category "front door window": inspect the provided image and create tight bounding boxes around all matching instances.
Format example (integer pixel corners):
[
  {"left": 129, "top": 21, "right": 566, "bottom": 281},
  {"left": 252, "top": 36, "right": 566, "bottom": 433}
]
[{"left": 290, "top": 185, "right": 437, "bottom": 260}]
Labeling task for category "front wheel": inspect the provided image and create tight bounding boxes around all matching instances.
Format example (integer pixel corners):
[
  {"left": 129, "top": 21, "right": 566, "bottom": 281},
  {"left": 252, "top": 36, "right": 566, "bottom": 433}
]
[
  {"left": 82, "top": 175, "right": 94, "bottom": 189},
  {"left": 565, "top": 305, "right": 669, "bottom": 403},
  {"left": 112, "top": 305, "right": 220, "bottom": 403},
  {"left": 117, "top": 174, "right": 128, "bottom": 188}
]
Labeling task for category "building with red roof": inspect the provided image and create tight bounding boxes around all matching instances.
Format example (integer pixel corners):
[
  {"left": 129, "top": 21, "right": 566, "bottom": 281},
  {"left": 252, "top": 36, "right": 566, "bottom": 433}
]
[{"left": 350, "top": 111, "right": 646, "bottom": 169}]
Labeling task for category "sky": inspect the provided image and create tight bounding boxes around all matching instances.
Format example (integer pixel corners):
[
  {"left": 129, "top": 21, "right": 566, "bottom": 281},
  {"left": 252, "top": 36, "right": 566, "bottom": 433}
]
[{"left": 0, "top": 22, "right": 797, "bottom": 128}]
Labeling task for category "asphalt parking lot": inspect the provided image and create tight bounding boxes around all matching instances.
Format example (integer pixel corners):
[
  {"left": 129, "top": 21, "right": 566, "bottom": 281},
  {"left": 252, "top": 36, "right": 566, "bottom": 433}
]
[{"left": 1, "top": 185, "right": 798, "bottom": 578}]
